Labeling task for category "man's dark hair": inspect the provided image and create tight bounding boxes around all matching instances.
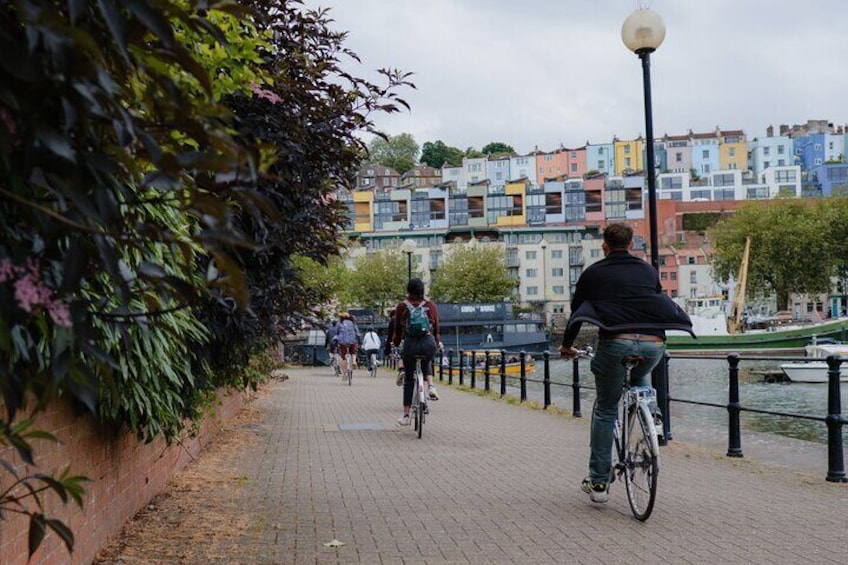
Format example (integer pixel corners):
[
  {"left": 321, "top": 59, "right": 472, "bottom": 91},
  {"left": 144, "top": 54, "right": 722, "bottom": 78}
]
[
  {"left": 603, "top": 222, "right": 633, "bottom": 250},
  {"left": 406, "top": 277, "right": 425, "bottom": 299}
]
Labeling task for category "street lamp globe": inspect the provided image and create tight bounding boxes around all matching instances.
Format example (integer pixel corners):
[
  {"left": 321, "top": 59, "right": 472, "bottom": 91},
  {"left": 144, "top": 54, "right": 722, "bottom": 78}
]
[
  {"left": 400, "top": 239, "right": 417, "bottom": 254},
  {"left": 621, "top": 8, "right": 666, "bottom": 54}
]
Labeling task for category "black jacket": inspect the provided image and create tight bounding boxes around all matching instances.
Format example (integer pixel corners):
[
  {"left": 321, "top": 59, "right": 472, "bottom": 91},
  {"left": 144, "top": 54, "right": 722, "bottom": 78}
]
[{"left": 561, "top": 250, "right": 694, "bottom": 347}]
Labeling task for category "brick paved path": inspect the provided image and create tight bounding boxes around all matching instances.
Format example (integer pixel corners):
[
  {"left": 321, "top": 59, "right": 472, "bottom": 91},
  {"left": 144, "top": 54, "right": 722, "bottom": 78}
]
[{"left": 103, "top": 366, "right": 848, "bottom": 564}]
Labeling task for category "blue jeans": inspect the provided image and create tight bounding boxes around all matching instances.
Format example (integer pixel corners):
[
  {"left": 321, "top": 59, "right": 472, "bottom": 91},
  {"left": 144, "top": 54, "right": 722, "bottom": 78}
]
[{"left": 588, "top": 338, "right": 665, "bottom": 483}]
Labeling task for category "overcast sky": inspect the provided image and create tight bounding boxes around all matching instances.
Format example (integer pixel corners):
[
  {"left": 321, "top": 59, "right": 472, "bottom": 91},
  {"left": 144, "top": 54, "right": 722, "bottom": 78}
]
[{"left": 307, "top": 0, "right": 848, "bottom": 155}]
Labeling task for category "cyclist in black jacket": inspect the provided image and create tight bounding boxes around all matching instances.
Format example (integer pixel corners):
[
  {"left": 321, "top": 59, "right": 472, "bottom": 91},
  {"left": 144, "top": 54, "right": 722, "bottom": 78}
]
[{"left": 559, "top": 222, "right": 692, "bottom": 503}]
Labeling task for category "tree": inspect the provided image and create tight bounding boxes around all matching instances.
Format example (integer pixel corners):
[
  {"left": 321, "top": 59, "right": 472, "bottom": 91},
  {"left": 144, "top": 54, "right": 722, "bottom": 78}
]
[
  {"left": 346, "top": 251, "right": 410, "bottom": 315},
  {"left": 481, "top": 142, "right": 515, "bottom": 157},
  {"left": 820, "top": 198, "right": 848, "bottom": 305},
  {"left": 709, "top": 200, "right": 832, "bottom": 309},
  {"left": 420, "top": 140, "right": 464, "bottom": 169},
  {"left": 464, "top": 146, "right": 485, "bottom": 159},
  {"left": 368, "top": 133, "right": 419, "bottom": 174},
  {"left": 429, "top": 244, "right": 515, "bottom": 303}
]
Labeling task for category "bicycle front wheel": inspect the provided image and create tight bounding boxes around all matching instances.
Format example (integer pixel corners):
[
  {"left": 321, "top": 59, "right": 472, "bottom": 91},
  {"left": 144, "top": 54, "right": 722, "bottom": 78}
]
[{"left": 623, "top": 401, "right": 659, "bottom": 521}]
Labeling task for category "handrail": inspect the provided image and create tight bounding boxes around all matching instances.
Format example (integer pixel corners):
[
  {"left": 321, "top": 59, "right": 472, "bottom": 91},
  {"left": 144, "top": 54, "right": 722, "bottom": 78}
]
[{"left": 438, "top": 348, "right": 846, "bottom": 483}]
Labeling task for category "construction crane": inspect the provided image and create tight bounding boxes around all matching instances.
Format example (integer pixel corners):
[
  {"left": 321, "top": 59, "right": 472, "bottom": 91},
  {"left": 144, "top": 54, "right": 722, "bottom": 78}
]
[{"left": 727, "top": 237, "right": 751, "bottom": 335}]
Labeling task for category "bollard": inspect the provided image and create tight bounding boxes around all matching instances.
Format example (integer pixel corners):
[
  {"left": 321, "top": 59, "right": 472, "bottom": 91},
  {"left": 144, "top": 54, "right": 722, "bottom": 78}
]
[
  {"left": 438, "top": 350, "right": 444, "bottom": 382},
  {"left": 652, "top": 352, "right": 671, "bottom": 445},
  {"left": 484, "top": 350, "right": 491, "bottom": 392},
  {"left": 458, "top": 350, "right": 465, "bottom": 387},
  {"left": 571, "top": 357, "right": 582, "bottom": 418},
  {"left": 519, "top": 351, "right": 527, "bottom": 402},
  {"left": 726, "top": 353, "right": 743, "bottom": 458},
  {"left": 543, "top": 351, "right": 551, "bottom": 409},
  {"left": 448, "top": 350, "right": 454, "bottom": 385},
  {"left": 470, "top": 351, "right": 477, "bottom": 390},
  {"left": 500, "top": 349, "right": 507, "bottom": 397},
  {"left": 825, "top": 355, "right": 847, "bottom": 482}
]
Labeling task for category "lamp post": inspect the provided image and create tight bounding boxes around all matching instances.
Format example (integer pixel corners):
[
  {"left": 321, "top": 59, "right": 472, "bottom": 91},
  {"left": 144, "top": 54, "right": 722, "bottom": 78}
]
[
  {"left": 400, "top": 239, "right": 417, "bottom": 280},
  {"left": 622, "top": 8, "right": 666, "bottom": 271}
]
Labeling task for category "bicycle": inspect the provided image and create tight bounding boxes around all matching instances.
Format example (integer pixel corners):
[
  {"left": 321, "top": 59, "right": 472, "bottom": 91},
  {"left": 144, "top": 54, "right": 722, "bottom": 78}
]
[
  {"left": 578, "top": 347, "right": 660, "bottom": 521},
  {"left": 410, "top": 355, "right": 429, "bottom": 439},
  {"left": 344, "top": 351, "right": 353, "bottom": 386},
  {"left": 369, "top": 351, "right": 378, "bottom": 378}
]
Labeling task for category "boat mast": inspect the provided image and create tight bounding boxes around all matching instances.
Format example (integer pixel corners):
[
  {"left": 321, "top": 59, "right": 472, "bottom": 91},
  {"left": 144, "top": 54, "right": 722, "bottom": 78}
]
[{"left": 727, "top": 236, "right": 751, "bottom": 335}]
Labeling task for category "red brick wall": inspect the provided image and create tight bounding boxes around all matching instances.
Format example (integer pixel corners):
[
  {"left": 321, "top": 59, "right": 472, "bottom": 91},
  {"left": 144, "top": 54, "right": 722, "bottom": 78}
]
[{"left": 0, "top": 389, "right": 252, "bottom": 565}]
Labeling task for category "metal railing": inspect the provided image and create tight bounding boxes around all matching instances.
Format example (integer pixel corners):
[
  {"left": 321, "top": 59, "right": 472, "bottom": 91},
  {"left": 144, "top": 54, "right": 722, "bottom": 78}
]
[{"left": 437, "top": 348, "right": 846, "bottom": 483}]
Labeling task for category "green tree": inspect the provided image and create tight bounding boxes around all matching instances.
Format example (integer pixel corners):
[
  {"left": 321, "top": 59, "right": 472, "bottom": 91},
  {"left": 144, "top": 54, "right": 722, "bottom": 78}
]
[
  {"left": 420, "top": 140, "right": 464, "bottom": 168},
  {"left": 346, "top": 251, "right": 410, "bottom": 314},
  {"left": 368, "top": 132, "right": 419, "bottom": 174},
  {"left": 820, "top": 197, "right": 848, "bottom": 303},
  {"left": 481, "top": 142, "right": 515, "bottom": 156},
  {"left": 430, "top": 245, "right": 515, "bottom": 303},
  {"left": 464, "top": 146, "right": 484, "bottom": 158},
  {"left": 291, "top": 255, "right": 349, "bottom": 319},
  {"left": 709, "top": 200, "right": 832, "bottom": 309}
]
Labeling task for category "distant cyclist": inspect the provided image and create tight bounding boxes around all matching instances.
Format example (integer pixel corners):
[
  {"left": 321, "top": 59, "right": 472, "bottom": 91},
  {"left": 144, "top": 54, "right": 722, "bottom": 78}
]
[
  {"left": 325, "top": 319, "right": 340, "bottom": 375},
  {"left": 361, "top": 326, "right": 382, "bottom": 372},
  {"left": 336, "top": 312, "right": 361, "bottom": 380},
  {"left": 392, "top": 278, "right": 440, "bottom": 426}
]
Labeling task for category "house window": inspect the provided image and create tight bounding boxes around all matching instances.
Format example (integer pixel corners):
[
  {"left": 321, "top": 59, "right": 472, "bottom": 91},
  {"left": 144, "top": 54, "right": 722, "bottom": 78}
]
[
  {"left": 571, "top": 164, "right": 577, "bottom": 173},
  {"left": 661, "top": 272, "right": 668, "bottom": 280},
  {"left": 590, "top": 249, "right": 600, "bottom": 258},
  {"left": 526, "top": 268, "right": 537, "bottom": 277},
  {"left": 689, "top": 271, "right": 697, "bottom": 284},
  {"left": 551, "top": 250, "right": 562, "bottom": 259},
  {"left": 670, "top": 272, "right": 677, "bottom": 280},
  {"left": 527, "top": 286, "right": 539, "bottom": 296},
  {"left": 763, "top": 147, "right": 770, "bottom": 156},
  {"left": 625, "top": 158, "right": 631, "bottom": 167},
  {"left": 688, "top": 256, "right": 696, "bottom": 265},
  {"left": 778, "top": 145, "right": 785, "bottom": 154},
  {"left": 624, "top": 145, "right": 631, "bottom": 154},
  {"left": 598, "top": 160, "right": 604, "bottom": 169},
  {"left": 764, "top": 161, "right": 770, "bottom": 169},
  {"left": 552, "top": 268, "right": 564, "bottom": 277},
  {"left": 526, "top": 251, "right": 537, "bottom": 260},
  {"left": 702, "top": 150, "right": 709, "bottom": 159},
  {"left": 729, "top": 148, "right": 736, "bottom": 157},
  {"left": 552, "top": 285, "right": 564, "bottom": 295}
]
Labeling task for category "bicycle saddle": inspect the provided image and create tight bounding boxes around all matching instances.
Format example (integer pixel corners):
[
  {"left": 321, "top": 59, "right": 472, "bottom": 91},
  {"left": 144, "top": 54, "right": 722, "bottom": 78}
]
[{"left": 621, "top": 355, "right": 646, "bottom": 366}]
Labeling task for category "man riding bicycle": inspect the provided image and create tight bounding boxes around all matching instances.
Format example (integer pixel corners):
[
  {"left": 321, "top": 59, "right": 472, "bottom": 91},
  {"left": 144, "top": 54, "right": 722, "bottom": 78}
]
[
  {"left": 559, "top": 223, "right": 692, "bottom": 503},
  {"left": 336, "top": 312, "right": 361, "bottom": 380},
  {"left": 361, "top": 326, "right": 382, "bottom": 372}
]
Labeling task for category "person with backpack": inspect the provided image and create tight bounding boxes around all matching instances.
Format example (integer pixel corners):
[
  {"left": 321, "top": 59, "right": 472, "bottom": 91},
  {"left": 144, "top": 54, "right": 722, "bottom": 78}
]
[
  {"left": 336, "top": 312, "right": 361, "bottom": 380},
  {"left": 391, "top": 277, "right": 441, "bottom": 426}
]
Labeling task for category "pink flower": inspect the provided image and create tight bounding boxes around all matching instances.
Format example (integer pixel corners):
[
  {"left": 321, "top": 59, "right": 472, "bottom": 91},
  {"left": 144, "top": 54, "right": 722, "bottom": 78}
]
[{"left": 4, "top": 258, "right": 73, "bottom": 328}]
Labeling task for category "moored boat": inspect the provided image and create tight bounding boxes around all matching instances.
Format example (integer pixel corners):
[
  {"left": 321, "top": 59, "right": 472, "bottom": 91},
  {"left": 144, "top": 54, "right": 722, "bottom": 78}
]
[
  {"left": 442, "top": 349, "right": 536, "bottom": 376},
  {"left": 779, "top": 362, "right": 847, "bottom": 383}
]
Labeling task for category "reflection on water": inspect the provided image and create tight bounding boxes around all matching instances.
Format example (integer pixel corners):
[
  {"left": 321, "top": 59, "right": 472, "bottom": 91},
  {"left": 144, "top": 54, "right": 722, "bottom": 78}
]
[{"left": 489, "top": 356, "right": 847, "bottom": 445}]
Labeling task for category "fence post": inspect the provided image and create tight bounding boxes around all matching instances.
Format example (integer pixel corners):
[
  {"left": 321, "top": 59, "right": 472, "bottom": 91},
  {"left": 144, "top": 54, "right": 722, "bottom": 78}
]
[
  {"left": 484, "top": 351, "right": 491, "bottom": 392},
  {"left": 726, "top": 353, "right": 743, "bottom": 458},
  {"left": 458, "top": 350, "right": 465, "bottom": 387},
  {"left": 572, "top": 357, "right": 582, "bottom": 418},
  {"left": 825, "top": 355, "right": 847, "bottom": 482},
  {"left": 519, "top": 350, "right": 527, "bottom": 402},
  {"left": 470, "top": 351, "right": 477, "bottom": 390},
  {"left": 500, "top": 349, "right": 507, "bottom": 397},
  {"left": 448, "top": 350, "right": 454, "bottom": 385},
  {"left": 543, "top": 351, "right": 551, "bottom": 409},
  {"left": 652, "top": 352, "right": 671, "bottom": 445}
]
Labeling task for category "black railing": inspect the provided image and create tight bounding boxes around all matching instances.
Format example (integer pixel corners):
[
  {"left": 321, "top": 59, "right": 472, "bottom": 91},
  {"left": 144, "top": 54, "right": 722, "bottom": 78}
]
[{"left": 438, "top": 348, "right": 847, "bottom": 483}]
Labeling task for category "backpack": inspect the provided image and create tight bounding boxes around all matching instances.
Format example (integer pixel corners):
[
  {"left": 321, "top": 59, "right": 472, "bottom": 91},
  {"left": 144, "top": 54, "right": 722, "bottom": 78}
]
[
  {"left": 337, "top": 319, "right": 358, "bottom": 345},
  {"left": 404, "top": 300, "right": 431, "bottom": 337}
]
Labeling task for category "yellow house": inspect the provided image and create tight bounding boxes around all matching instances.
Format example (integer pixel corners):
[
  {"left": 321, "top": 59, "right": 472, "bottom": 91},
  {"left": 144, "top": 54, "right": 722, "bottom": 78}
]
[
  {"left": 719, "top": 129, "right": 747, "bottom": 171},
  {"left": 614, "top": 137, "right": 643, "bottom": 175},
  {"left": 492, "top": 181, "right": 526, "bottom": 226},
  {"left": 352, "top": 190, "right": 374, "bottom": 233}
]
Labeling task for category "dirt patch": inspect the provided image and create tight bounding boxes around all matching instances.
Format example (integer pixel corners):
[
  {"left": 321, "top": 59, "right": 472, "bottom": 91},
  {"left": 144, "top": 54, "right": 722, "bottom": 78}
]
[{"left": 93, "top": 387, "right": 272, "bottom": 565}]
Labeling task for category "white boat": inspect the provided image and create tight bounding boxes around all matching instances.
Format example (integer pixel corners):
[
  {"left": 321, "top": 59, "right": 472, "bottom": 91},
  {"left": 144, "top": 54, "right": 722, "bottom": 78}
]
[{"left": 779, "top": 362, "right": 848, "bottom": 383}]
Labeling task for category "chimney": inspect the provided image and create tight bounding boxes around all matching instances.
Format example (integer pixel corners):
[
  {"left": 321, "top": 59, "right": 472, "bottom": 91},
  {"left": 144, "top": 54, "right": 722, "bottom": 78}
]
[{"left": 766, "top": 125, "right": 773, "bottom": 137}]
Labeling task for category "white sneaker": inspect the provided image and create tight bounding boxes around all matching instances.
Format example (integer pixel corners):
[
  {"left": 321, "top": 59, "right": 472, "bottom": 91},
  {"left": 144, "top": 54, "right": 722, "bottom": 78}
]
[
  {"left": 397, "top": 414, "right": 411, "bottom": 426},
  {"left": 428, "top": 385, "right": 439, "bottom": 400},
  {"left": 396, "top": 371, "right": 405, "bottom": 387}
]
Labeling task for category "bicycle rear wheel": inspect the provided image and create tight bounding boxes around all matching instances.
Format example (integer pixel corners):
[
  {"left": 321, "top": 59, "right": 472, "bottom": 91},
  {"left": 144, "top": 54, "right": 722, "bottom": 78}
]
[
  {"left": 346, "top": 353, "right": 352, "bottom": 386},
  {"left": 624, "top": 401, "right": 659, "bottom": 521},
  {"left": 370, "top": 353, "right": 377, "bottom": 378}
]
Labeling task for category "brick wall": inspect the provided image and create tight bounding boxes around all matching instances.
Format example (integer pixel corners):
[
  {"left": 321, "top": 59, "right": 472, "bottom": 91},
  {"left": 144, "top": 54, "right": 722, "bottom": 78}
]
[{"left": 0, "top": 388, "right": 253, "bottom": 565}]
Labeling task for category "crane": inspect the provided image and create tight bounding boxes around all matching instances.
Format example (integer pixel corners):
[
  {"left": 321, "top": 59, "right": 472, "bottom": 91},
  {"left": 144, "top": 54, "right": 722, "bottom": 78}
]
[{"left": 726, "top": 237, "right": 751, "bottom": 335}]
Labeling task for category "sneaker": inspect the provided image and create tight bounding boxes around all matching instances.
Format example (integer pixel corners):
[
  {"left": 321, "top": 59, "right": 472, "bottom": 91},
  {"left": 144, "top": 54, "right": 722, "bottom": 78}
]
[
  {"left": 428, "top": 385, "right": 439, "bottom": 400},
  {"left": 653, "top": 414, "right": 664, "bottom": 439},
  {"left": 397, "top": 414, "right": 411, "bottom": 426},
  {"left": 423, "top": 403, "right": 430, "bottom": 415},
  {"left": 581, "top": 477, "right": 609, "bottom": 503},
  {"left": 396, "top": 371, "right": 405, "bottom": 386}
]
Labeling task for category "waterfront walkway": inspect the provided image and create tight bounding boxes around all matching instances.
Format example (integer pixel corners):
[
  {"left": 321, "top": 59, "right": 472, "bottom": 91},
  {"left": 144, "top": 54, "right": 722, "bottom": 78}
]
[{"left": 100, "top": 366, "right": 847, "bottom": 564}]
